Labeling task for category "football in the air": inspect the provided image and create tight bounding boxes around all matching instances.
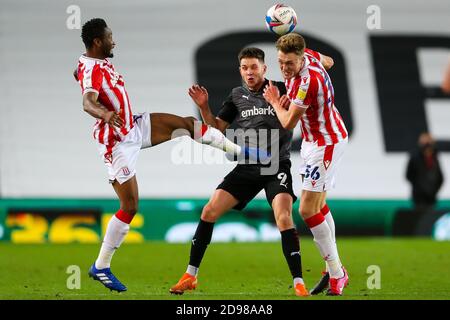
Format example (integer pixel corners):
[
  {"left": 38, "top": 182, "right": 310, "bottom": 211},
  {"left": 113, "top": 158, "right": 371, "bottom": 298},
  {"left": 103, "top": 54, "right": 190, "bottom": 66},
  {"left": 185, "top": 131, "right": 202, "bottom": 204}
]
[{"left": 265, "top": 4, "right": 297, "bottom": 35}]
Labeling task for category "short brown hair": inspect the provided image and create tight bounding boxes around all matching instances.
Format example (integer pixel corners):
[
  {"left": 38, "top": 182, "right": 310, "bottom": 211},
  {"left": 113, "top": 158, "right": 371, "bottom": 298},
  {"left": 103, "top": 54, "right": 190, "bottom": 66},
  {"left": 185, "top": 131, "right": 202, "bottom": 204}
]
[
  {"left": 238, "top": 47, "right": 265, "bottom": 63},
  {"left": 276, "top": 33, "right": 306, "bottom": 56}
]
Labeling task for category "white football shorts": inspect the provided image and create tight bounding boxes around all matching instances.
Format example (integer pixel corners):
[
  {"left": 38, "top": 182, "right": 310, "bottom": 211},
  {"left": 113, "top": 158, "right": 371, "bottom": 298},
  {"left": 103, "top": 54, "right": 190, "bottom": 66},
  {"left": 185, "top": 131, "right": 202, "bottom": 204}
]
[
  {"left": 299, "top": 137, "right": 347, "bottom": 192},
  {"left": 97, "top": 112, "right": 152, "bottom": 184}
]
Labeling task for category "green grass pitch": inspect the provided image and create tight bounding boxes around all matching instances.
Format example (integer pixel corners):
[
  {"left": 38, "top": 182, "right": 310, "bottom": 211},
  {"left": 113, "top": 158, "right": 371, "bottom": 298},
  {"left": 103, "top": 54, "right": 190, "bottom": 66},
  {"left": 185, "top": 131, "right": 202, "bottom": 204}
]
[{"left": 1, "top": 238, "right": 449, "bottom": 300}]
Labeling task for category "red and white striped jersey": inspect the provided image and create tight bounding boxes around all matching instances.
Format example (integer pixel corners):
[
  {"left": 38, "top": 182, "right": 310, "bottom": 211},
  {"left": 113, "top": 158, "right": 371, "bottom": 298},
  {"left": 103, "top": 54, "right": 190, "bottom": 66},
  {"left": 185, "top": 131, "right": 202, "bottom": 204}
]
[
  {"left": 77, "top": 54, "right": 134, "bottom": 147},
  {"left": 286, "top": 48, "right": 348, "bottom": 146}
]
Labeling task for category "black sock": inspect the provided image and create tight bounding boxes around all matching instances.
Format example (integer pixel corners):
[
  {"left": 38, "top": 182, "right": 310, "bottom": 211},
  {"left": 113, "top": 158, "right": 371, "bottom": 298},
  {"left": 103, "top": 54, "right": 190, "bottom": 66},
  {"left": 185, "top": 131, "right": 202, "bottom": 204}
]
[
  {"left": 189, "top": 219, "right": 215, "bottom": 268},
  {"left": 281, "top": 228, "right": 303, "bottom": 279}
]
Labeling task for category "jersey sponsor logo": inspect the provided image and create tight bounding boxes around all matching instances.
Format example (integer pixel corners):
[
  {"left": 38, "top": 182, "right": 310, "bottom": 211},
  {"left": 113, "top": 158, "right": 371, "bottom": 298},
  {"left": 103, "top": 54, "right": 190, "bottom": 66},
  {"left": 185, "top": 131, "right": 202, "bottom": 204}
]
[{"left": 241, "top": 105, "right": 275, "bottom": 118}]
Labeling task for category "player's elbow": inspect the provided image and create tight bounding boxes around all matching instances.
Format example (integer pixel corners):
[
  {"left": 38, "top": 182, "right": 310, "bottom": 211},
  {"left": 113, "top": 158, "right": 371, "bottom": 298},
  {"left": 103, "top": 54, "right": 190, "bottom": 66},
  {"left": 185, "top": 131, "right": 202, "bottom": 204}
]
[
  {"left": 283, "top": 109, "right": 302, "bottom": 130},
  {"left": 283, "top": 119, "right": 297, "bottom": 130},
  {"left": 327, "top": 57, "right": 334, "bottom": 69},
  {"left": 82, "top": 102, "right": 92, "bottom": 114},
  {"left": 324, "top": 57, "right": 334, "bottom": 70},
  {"left": 73, "top": 69, "right": 79, "bottom": 81}
]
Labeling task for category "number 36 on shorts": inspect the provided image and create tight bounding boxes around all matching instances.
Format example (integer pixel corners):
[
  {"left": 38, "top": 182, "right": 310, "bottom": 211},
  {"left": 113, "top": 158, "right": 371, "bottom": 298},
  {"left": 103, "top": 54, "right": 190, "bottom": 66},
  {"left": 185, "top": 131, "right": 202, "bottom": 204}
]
[{"left": 304, "top": 165, "right": 320, "bottom": 180}]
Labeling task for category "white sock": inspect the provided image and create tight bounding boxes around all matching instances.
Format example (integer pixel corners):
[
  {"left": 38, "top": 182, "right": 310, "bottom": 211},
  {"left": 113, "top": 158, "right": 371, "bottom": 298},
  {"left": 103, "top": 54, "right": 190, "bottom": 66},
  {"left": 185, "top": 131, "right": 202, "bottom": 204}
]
[
  {"left": 323, "top": 210, "right": 340, "bottom": 272},
  {"left": 323, "top": 211, "right": 336, "bottom": 244},
  {"left": 186, "top": 265, "right": 199, "bottom": 277},
  {"left": 293, "top": 277, "right": 304, "bottom": 286},
  {"left": 194, "top": 122, "right": 242, "bottom": 155},
  {"left": 310, "top": 220, "right": 344, "bottom": 279},
  {"left": 95, "top": 215, "right": 130, "bottom": 269}
]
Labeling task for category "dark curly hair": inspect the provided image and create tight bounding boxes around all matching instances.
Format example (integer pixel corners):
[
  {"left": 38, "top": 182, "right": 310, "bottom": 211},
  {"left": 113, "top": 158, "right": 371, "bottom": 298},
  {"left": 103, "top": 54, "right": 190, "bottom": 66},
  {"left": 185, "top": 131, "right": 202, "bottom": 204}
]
[{"left": 81, "top": 18, "right": 108, "bottom": 49}]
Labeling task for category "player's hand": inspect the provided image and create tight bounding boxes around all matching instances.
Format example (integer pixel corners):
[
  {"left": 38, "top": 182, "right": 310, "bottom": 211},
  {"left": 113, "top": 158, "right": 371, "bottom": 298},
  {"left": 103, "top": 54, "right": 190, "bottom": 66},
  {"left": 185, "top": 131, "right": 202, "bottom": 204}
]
[
  {"left": 280, "top": 95, "right": 290, "bottom": 110},
  {"left": 104, "top": 111, "right": 124, "bottom": 129},
  {"left": 188, "top": 85, "right": 209, "bottom": 110},
  {"left": 73, "top": 69, "right": 79, "bottom": 81},
  {"left": 263, "top": 81, "right": 280, "bottom": 107}
]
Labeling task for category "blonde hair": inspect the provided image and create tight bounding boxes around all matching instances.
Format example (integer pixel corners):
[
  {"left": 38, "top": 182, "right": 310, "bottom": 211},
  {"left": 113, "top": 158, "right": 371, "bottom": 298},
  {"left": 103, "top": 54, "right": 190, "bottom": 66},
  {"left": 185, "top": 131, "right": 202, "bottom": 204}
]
[{"left": 275, "top": 33, "right": 306, "bottom": 56}]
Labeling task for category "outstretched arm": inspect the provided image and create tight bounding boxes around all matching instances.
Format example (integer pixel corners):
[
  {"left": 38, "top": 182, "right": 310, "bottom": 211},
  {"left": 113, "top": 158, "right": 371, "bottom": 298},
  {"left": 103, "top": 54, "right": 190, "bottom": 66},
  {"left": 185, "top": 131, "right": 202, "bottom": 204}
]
[
  {"left": 188, "top": 85, "right": 229, "bottom": 132},
  {"left": 320, "top": 54, "right": 334, "bottom": 70},
  {"left": 306, "top": 48, "right": 334, "bottom": 70}
]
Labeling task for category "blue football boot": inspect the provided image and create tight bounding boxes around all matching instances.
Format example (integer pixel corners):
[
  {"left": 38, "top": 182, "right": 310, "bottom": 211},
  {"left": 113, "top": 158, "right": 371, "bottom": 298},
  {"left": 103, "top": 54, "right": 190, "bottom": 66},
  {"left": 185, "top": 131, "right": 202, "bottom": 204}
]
[{"left": 88, "top": 264, "right": 127, "bottom": 292}]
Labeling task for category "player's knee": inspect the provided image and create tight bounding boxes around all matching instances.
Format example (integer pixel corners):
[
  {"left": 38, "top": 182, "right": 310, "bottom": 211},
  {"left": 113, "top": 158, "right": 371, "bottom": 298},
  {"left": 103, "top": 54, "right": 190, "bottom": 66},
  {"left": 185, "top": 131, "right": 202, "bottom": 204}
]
[
  {"left": 120, "top": 199, "right": 138, "bottom": 216},
  {"left": 275, "top": 211, "right": 293, "bottom": 230},
  {"left": 299, "top": 195, "right": 322, "bottom": 219},
  {"left": 201, "top": 203, "right": 220, "bottom": 222},
  {"left": 121, "top": 206, "right": 138, "bottom": 216},
  {"left": 299, "top": 204, "right": 316, "bottom": 220}
]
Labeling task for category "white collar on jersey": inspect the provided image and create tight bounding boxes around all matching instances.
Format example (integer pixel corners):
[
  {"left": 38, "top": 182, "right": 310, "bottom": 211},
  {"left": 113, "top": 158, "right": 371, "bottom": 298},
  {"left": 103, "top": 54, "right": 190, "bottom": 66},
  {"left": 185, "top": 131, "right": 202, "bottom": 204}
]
[{"left": 300, "top": 54, "right": 312, "bottom": 72}]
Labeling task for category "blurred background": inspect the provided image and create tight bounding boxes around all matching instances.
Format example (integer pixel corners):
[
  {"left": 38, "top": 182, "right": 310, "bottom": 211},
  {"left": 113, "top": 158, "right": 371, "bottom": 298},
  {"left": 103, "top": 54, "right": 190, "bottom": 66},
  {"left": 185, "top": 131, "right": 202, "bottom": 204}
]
[{"left": 1, "top": 0, "right": 449, "bottom": 244}]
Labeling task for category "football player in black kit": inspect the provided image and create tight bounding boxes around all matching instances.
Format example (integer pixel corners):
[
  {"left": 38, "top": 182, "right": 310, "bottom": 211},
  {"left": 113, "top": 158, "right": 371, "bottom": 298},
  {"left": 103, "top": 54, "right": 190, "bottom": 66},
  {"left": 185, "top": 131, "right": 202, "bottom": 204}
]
[{"left": 170, "top": 47, "right": 309, "bottom": 297}]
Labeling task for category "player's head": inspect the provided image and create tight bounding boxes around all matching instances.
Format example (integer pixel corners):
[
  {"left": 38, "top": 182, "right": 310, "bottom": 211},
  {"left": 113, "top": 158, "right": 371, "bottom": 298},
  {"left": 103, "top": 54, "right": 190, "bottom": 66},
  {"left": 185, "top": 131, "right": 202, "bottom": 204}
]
[
  {"left": 276, "top": 33, "right": 306, "bottom": 80},
  {"left": 238, "top": 47, "right": 267, "bottom": 91},
  {"left": 81, "top": 18, "right": 115, "bottom": 58}
]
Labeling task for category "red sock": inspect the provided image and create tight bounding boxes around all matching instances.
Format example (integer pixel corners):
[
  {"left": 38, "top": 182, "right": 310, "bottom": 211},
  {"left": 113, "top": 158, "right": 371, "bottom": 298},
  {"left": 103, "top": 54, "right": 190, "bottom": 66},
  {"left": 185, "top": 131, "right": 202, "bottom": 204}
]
[
  {"left": 193, "top": 123, "right": 209, "bottom": 141},
  {"left": 320, "top": 204, "right": 330, "bottom": 216},
  {"left": 304, "top": 212, "right": 325, "bottom": 229},
  {"left": 115, "top": 209, "right": 134, "bottom": 224},
  {"left": 200, "top": 124, "right": 208, "bottom": 136}
]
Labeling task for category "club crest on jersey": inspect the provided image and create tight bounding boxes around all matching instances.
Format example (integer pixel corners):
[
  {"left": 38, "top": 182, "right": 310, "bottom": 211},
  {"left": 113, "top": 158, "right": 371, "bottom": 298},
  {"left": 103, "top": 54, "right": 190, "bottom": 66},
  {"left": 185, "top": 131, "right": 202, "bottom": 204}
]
[
  {"left": 300, "top": 78, "right": 309, "bottom": 89},
  {"left": 121, "top": 167, "right": 131, "bottom": 176}
]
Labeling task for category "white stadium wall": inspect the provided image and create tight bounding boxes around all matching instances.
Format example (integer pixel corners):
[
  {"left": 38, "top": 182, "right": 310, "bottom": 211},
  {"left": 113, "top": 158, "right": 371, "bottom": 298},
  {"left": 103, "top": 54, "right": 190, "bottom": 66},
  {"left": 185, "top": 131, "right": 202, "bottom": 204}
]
[{"left": 0, "top": 0, "right": 449, "bottom": 199}]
